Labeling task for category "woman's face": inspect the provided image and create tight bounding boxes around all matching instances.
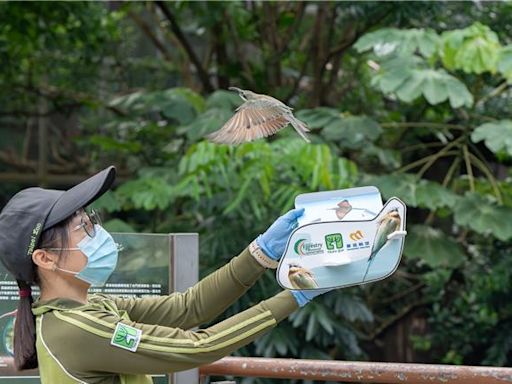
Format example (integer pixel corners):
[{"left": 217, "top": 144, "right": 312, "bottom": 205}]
[{"left": 51, "top": 209, "right": 95, "bottom": 281}]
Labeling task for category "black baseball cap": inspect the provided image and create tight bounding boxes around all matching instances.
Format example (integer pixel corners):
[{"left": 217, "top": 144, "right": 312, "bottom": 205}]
[{"left": 0, "top": 166, "right": 116, "bottom": 284}]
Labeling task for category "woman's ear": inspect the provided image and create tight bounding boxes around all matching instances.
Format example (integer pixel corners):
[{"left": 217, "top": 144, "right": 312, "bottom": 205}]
[{"left": 32, "top": 249, "right": 57, "bottom": 271}]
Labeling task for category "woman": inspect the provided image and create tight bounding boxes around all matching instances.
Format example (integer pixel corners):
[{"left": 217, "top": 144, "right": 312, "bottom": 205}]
[{"left": 0, "top": 166, "right": 325, "bottom": 383}]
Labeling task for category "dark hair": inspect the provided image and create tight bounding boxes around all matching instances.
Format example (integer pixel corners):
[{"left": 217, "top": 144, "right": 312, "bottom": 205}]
[{"left": 14, "top": 215, "right": 73, "bottom": 370}]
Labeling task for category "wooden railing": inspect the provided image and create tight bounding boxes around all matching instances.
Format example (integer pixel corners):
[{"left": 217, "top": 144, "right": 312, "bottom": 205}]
[{"left": 200, "top": 357, "right": 512, "bottom": 383}]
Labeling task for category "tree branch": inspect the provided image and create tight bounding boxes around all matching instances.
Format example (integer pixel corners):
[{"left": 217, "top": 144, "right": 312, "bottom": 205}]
[
  {"left": 212, "top": 20, "right": 229, "bottom": 89},
  {"left": 467, "top": 150, "right": 503, "bottom": 203},
  {"left": 425, "top": 156, "right": 461, "bottom": 225},
  {"left": 360, "top": 299, "right": 429, "bottom": 341},
  {"left": 16, "top": 83, "right": 127, "bottom": 116},
  {"left": 381, "top": 122, "right": 466, "bottom": 130},
  {"left": 463, "top": 144, "right": 475, "bottom": 192},
  {"left": 276, "top": 2, "right": 306, "bottom": 58},
  {"left": 128, "top": 10, "right": 173, "bottom": 61},
  {"left": 155, "top": 1, "right": 214, "bottom": 92},
  {"left": 475, "top": 80, "right": 510, "bottom": 108},
  {"left": 310, "top": 3, "right": 328, "bottom": 107},
  {"left": 398, "top": 150, "right": 459, "bottom": 173},
  {"left": 262, "top": 2, "right": 282, "bottom": 86},
  {"left": 416, "top": 137, "right": 464, "bottom": 178},
  {"left": 378, "top": 282, "right": 425, "bottom": 306},
  {"left": 0, "top": 110, "right": 55, "bottom": 118},
  {"left": 225, "top": 14, "right": 255, "bottom": 88}
]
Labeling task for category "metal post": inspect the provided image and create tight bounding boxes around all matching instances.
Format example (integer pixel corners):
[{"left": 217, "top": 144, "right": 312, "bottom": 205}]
[{"left": 169, "top": 233, "right": 199, "bottom": 384}]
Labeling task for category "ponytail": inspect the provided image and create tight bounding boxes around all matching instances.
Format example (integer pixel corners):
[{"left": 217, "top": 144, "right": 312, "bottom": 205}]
[
  {"left": 13, "top": 215, "right": 73, "bottom": 370},
  {"left": 13, "top": 281, "right": 37, "bottom": 370}
]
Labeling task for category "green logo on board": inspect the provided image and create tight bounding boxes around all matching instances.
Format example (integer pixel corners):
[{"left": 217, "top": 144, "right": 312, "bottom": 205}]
[
  {"left": 111, "top": 322, "right": 142, "bottom": 352},
  {"left": 325, "top": 233, "right": 343, "bottom": 251}
]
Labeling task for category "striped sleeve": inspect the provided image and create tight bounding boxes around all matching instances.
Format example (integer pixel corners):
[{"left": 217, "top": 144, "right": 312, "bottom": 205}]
[
  {"left": 39, "top": 291, "right": 298, "bottom": 376},
  {"left": 112, "top": 247, "right": 267, "bottom": 329}
]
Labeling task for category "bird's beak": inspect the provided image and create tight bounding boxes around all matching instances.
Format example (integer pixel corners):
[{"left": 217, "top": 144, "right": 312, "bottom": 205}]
[{"left": 228, "top": 86, "right": 243, "bottom": 93}]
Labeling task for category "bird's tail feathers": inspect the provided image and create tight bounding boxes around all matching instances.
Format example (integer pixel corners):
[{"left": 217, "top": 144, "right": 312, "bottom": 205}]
[{"left": 288, "top": 115, "right": 311, "bottom": 143}]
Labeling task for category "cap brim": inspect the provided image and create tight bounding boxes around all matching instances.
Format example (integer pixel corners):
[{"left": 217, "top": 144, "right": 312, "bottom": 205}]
[{"left": 44, "top": 166, "right": 116, "bottom": 229}]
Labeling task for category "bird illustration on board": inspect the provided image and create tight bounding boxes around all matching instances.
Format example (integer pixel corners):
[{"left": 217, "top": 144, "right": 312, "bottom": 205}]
[
  {"left": 288, "top": 263, "right": 319, "bottom": 290},
  {"left": 362, "top": 208, "right": 401, "bottom": 281},
  {"left": 206, "top": 87, "right": 310, "bottom": 144}
]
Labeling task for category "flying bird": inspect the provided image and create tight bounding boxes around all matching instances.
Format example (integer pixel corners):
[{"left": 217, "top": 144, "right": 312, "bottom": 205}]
[
  {"left": 206, "top": 87, "right": 310, "bottom": 144},
  {"left": 327, "top": 199, "right": 353, "bottom": 220},
  {"left": 363, "top": 208, "right": 401, "bottom": 281},
  {"left": 288, "top": 263, "right": 319, "bottom": 290}
]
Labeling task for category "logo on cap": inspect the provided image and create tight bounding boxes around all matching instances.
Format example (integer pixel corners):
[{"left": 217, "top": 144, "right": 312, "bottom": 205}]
[{"left": 27, "top": 222, "right": 42, "bottom": 256}]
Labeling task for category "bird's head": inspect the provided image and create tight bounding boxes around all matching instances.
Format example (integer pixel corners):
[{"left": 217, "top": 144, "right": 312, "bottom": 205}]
[
  {"left": 228, "top": 86, "right": 256, "bottom": 101},
  {"left": 387, "top": 208, "right": 400, "bottom": 220},
  {"left": 288, "top": 263, "right": 307, "bottom": 274}
]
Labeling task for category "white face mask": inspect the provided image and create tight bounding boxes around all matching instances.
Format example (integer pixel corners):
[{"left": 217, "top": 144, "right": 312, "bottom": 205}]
[{"left": 54, "top": 225, "right": 119, "bottom": 286}]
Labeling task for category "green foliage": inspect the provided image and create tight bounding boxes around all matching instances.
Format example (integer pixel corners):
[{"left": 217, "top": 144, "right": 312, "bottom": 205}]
[
  {"left": 297, "top": 109, "right": 382, "bottom": 149},
  {"left": 2, "top": 2, "right": 512, "bottom": 372},
  {"left": 354, "top": 27, "right": 440, "bottom": 58},
  {"left": 440, "top": 22, "right": 501, "bottom": 74},
  {"left": 371, "top": 57, "right": 474, "bottom": 107},
  {"left": 471, "top": 120, "right": 512, "bottom": 157},
  {"left": 405, "top": 225, "right": 465, "bottom": 268},
  {"left": 0, "top": 2, "right": 123, "bottom": 106},
  {"left": 497, "top": 46, "right": 512, "bottom": 81},
  {"left": 80, "top": 16, "right": 512, "bottom": 368},
  {"left": 454, "top": 193, "right": 512, "bottom": 241},
  {"left": 426, "top": 244, "right": 512, "bottom": 365},
  {"left": 116, "top": 177, "right": 176, "bottom": 211},
  {"left": 369, "top": 174, "right": 458, "bottom": 210}
]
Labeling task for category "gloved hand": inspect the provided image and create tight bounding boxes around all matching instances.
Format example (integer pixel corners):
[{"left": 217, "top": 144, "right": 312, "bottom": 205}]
[
  {"left": 291, "top": 288, "right": 333, "bottom": 307},
  {"left": 256, "top": 208, "right": 305, "bottom": 261}
]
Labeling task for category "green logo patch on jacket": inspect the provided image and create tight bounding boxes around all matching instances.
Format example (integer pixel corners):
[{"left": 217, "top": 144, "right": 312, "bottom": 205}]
[{"left": 111, "top": 322, "right": 142, "bottom": 352}]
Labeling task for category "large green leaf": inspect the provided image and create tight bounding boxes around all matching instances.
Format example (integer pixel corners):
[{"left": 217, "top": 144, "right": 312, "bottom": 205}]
[
  {"left": 370, "top": 174, "right": 459, "bottom": 210},
  {"left": 108, "top": 88, "right": 200, "bottom": 124},
  {"left": 373, "top": 58, "right": 473, "bottom": 108},
  {"left": 91, "top": 191, "right": 121, "bottom": 213},
  {"left": 205, "top": 89, "right": 242, "bottom": 110},
  {"left": 168, "top": 87, "right": 205, "bottom": 113},
  {"left": 103, "top": 218, "right": 137, "bottom": 233},
  {"left": 361, "top": 144, "right": 402, "bottom": 169},
  {"left": 328, "top": 294, "right": 374, "bottom": 323},
  {"left": 179, "top": 107, "right": 234, "bottom": 142},
  {"left": 296, "top": 109, "right": 382, "bottom": 149},
  {"left": 497, "top": 45, "right": 512, "bottom": 81},
  {"left": 322, "top": 116, "right": 382, "bottom": 148},
  {"left": 115, "top": 177, "right": 175, "bottom": 211},
  {"left": 440, "top": 22, "right": 501, "bottom": 74},
  {"left": 405, "top": 225, "right": 465, "bottom": 268},
  {"left": 471, "top": 120, "right": 512, "bottom": 156},
  {"left": 354, "top": 28, "right": 440, "bottom": 58},
  {"left": 453, "top": 193, "right": 512, "bottom": 241},
  {"left": 296, "top": 107, "right": 340, "bottom": 129}
]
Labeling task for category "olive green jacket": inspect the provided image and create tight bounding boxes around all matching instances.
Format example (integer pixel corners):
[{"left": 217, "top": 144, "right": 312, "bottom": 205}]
[{"left": 32, "top": 248, "right": 298, "bottom": 384}]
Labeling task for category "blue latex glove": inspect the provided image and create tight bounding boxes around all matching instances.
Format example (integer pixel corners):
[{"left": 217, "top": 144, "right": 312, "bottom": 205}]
[
  {"left": 291, "top": 288, "right": 333, "bottom": 307},
  {"left": 256, "top": 208, "right": 305, "bottom": 261}
]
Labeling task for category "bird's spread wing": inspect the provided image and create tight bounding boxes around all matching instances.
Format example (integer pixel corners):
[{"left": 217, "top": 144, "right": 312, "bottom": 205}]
[{"left": 207, "top": 99, "right": 292, "bottom": 145}]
